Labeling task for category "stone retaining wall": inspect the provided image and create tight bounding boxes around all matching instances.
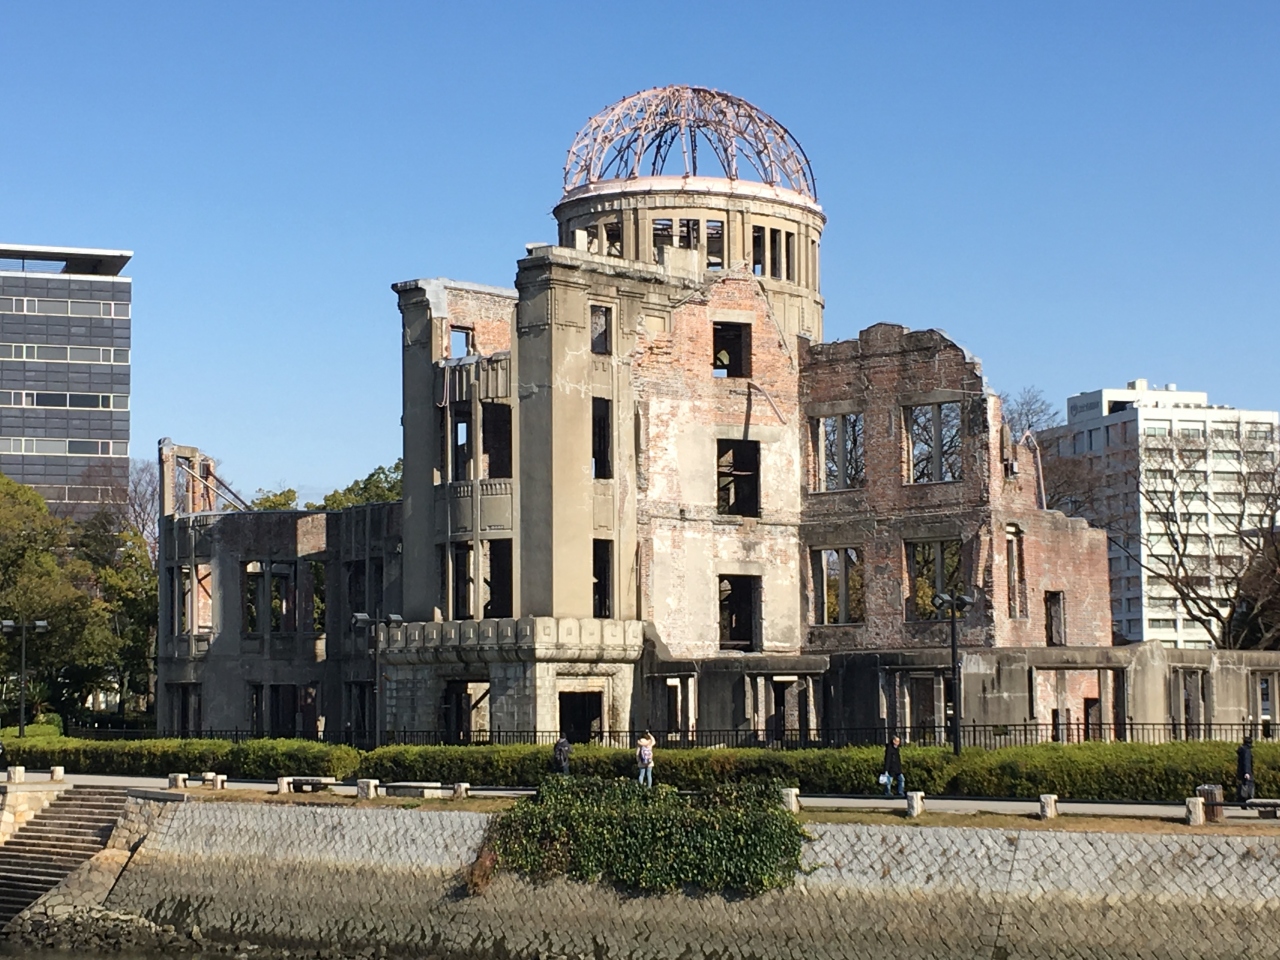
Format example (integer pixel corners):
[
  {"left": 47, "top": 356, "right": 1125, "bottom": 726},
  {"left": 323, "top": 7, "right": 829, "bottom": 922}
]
[
  {"left": 12, "top": 801, "right": 1280, "bottom": 959},
  {"left": 0, "top": 784, "right": 64, "bottom": 844}
]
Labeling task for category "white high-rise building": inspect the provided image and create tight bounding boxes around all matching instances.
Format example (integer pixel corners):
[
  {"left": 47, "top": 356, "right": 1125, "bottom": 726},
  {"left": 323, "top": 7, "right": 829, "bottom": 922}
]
[{"left": 1048, "top": 379, "right": 1279, "bottom": 649}]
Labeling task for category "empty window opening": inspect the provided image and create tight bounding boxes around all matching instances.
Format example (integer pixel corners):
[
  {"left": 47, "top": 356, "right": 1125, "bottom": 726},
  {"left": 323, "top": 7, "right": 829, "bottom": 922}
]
[
  {"left": 906, "top": 402, "right": 963, "bottom": 483},
  {"left": 592, "top": 397, "right": 613, "bottom": 479},
  {"left": 449, "top": 327, "right": 472, "bottom": 359},
  {"left": 243, "top": 562, "right": 264, "bottom": 634},
  {"left": 1006, "top": 526, "right": 1028, "bottom": 619},
  {"left": 590, "top": 304, "right": 612, "bottom": 355},
  {"left": 451, "top": 404, "right": 472, "bottom": 481},
  {"left": 436, "top": 406, "right": 448, "bottom": 484},
  {"left": 482, "top": 538, "right": 513, "bottom": 619},
  {"left": 814, "top": 413, "right": 864, "bottom": 490},
  {"left": 310, "top": 560, "right": 326, "bottom": 632},
  {"left": 712, "top": 322, "right": 751, "bottom": 378},
  {"left": 173, "top": 565, "right": 191, "bottom": 634},
  {"left": 269, "top": 684, "right": 298, "bottom": 739},
  {"left": 769, "top": 228, "right": 782, "bottom": 279},
  {"left": 751, "top": 226, "right": 765, "bottom": 276},
  {"left": 592, "top": 539, "right": 613, "bottom": 619},
  {"left": 559, "top": 691, "right": 603, "bottom": 743},
  {"left": 585, "top": 224, "right": 600, "bottom": 254},
  {"left": 195, "top": 563, "right": 213, "bottom": 633},
  {"left": 719, "top": 575, "right": 761, "bottom": 650},
  {"left": 784, "top": 232, "right": 796, "bottom": 282},
  {"left": 481, "top": 402, "right": 512, "bottom": 478},
  {"left": 452, "top": 542, "right": 474, "bottom": 620},
  {"left": 345, "top": 562, "right": 366, "bottom": 617},
  {"left": 270, "top": 563, "right": 295, "bottom": 633},
  {"left": 706, "top": 220, "right": 725, "bottom": 270},
  {"left": 248, "top": 684, "right": 264, "bottom": 737},
  {"left": 678, "top": 218, "right": 700, "bottom": 249},
  {"left": 605, "top": 222, "right": 623, "bottom": 257},
  {"left": 435, "top": 544, "right": 447, "bottom": 613},
  {"left": 811, "top": 547, "right": 865, "bottom": 624},
  {"left": 1045, "top": 591, "right": 1066, "bottom": 645},
  {"left": 652, "top": 218, "right": 673, "bottom": 261},
  {"left": 717, "top": 440, "right": 760, "bottom": 517},
  {"left": 906, "top": 540, "right": 964, "bottom": 620}
]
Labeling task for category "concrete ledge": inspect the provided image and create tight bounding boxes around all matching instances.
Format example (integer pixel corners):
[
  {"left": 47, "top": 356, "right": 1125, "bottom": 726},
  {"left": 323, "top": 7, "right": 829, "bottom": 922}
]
[{"left": 126, "top": 789, "right": 188, "bottom": 803}]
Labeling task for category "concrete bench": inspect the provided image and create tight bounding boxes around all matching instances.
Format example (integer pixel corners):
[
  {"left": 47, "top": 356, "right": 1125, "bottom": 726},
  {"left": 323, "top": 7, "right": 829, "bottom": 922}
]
[
  {"left": 276, "top": 776, "right": 336, "bottom": 794},
  {"left": 169, "top": 772, "right": 227, "bottom": 790},
  {"left": 1246, "top": 799, "right": 1280, "bottom": 819},
  {"left": 384, "top": 781, "right": 470, "bottom": 800}
]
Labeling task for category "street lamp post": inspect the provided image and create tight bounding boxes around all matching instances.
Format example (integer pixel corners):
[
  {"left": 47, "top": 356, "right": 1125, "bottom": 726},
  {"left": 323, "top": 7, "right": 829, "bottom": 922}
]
[
  {"left": 930, "top": 594, "right": 974, "bottom": 757},
  {"left": 1, "top": 619, "right": 49, "bottom": 738}
]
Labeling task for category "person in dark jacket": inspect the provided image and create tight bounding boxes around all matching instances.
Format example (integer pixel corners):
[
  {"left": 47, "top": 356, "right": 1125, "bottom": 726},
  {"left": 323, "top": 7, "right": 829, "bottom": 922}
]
[
  {"left": 883, "top": 736, "right": 904, "bottom": 797},
  {"left": 1238, "top": 735, "right": 1255, "bottom": 804},
  {"left": 553, "top": 736, "right": 572, "bottom": 776}
]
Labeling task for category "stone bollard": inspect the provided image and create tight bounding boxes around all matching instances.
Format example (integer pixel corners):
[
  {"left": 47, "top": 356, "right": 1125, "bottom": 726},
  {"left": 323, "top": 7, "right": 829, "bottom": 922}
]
[
  {"left": 1039, "top": 794, "right": 1058, "bottom": 819},
  {"left": 276, "top": 777, "right": 293, "bottom": 795},
  {"left": 168, "top": 773, "right": 188, "bottom": 789},
  {"left": 357, "top": 779, "right": 379, "bottom": 800},
  {"left": 49, "top": 766, "right": 64, "bottom": 783},
  {"left": 452, "top": 782, "right": 470, "bottom": 801},
  {"left": 1186, "top": 796, "right": 1206, "bottom": 826},
  {"left": 7, "top": 766, "right": 25, "bottom": 784},
  {"left": 780, "top": 787, "right": 800, "bottom": 814},
  {"left": 212, "top": 774, "right": 227, "bottom": 791},
  {"left": 906, "top": 791, "right": 926, "bottom": 818}
]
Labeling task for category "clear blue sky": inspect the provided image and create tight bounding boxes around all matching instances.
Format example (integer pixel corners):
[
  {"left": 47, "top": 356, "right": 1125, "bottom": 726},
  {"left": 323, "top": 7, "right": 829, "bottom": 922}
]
[{"left": 4, "top": 2, "right": 1278, "bottom": 502}]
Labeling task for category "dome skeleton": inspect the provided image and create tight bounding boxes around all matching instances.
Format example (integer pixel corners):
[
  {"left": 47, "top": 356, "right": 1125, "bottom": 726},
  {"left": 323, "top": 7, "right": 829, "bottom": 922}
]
[{"left": 564, "top": 86, "right": 817, "bottom": 201}]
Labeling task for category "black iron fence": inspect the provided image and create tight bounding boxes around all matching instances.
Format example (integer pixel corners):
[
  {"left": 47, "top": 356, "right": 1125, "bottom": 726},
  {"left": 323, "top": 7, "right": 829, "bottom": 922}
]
[{"left": 65, "top": 721, "right": 1277, "bottom": 750}]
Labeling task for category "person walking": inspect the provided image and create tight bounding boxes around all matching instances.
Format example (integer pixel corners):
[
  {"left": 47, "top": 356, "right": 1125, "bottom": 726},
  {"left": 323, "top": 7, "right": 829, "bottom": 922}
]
[
  {"left": 1238, "top": 734, "right": 1255, "bottom": 805},
  {"left": 553, "top": 736, "right": 572, "bottom": 776},
  {"left": 636, "top": 732, "right": 655, "bottom": 788},
  {"left": 883, "top": 735, "right": 905, "bottom": 798}
]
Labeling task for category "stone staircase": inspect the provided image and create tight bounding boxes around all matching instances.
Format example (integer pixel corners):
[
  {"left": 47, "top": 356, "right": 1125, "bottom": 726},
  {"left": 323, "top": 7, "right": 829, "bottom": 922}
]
[{"left": 0, "top": 785, "right": 129, "bottom": 927}]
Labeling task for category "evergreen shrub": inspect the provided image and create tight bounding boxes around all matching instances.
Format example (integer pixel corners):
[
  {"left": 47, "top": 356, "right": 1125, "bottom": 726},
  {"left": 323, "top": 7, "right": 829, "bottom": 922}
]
[
  {"left": 489, "top": 776, "right": 806, "bottom": 894},
  {"left": 1, "top": 737, "right": 360, "bottom": 779}
]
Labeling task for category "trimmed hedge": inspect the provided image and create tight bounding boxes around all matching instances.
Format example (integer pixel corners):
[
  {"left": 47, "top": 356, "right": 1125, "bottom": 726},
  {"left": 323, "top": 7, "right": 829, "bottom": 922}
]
[
  {"left": 490, "top": 776, "right": 806, "bottom": 894},
  {"left": 2, "top": 737, "right": 360, "bottom": 780},
  {"left": 1, "top": 735, "right": 1267, "bottom": 802},
  {"left": 360, "top": 740, "right": 1269, "bottom": 802}
]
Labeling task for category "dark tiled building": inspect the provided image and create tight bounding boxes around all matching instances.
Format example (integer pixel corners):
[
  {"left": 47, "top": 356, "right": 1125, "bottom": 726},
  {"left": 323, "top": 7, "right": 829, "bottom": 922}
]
[{"left": 0, "top": 244, "right": 132, "bottom": 518}]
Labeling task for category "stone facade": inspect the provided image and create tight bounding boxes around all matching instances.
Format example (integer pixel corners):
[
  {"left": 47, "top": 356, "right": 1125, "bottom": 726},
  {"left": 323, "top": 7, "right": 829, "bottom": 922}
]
[{"left": 158, "top": 85, "right": 1277, "bottom": 746}]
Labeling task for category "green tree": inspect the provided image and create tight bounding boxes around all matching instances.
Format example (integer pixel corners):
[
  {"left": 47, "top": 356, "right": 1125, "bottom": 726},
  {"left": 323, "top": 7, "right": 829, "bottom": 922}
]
[
  {"left": 248, "top": 488, "right": 299, "bottom": 510},
  {"left": 0, "top": 474, "right": 119, "bottom": 724},
  {"left": 306, "top": 459, "right": 402, "bottom": 510}
]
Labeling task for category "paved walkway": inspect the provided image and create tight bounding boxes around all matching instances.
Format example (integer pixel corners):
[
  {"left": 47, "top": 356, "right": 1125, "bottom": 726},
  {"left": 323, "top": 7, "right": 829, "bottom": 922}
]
[{"left": 12, "top": 771, "right": 1263, "bottom": 820}]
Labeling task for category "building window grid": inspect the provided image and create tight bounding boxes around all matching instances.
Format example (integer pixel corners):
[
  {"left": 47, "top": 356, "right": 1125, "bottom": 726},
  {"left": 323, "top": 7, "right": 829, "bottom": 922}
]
[
  {"left": 0, "top": 343, "right": 130, "bottom": 364},
  {"left": 0, "top": 297, "right": 130, "bottom": 318}
]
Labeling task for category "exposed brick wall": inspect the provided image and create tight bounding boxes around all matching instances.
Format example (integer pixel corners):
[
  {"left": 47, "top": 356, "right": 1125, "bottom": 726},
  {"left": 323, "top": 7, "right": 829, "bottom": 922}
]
[
  {"left": 799, "top": 323, "right": 1112, "bottom": 654},
  {"left": 443, "top": 286, "right": 514, "bottom": 357}
]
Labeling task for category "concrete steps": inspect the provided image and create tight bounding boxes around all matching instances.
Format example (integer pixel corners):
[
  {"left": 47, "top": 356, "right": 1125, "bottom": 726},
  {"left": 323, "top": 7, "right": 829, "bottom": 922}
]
[{"left": 0, "top": 785, "right": 128, "bottom": 927}]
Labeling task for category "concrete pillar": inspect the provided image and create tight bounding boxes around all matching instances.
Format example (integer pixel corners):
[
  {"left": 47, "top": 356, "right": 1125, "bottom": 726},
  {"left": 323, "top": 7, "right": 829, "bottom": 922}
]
[
  {"left": 49, "top": 766, "right": 64, "bottom": 783},
  {"left": 453, "top": 782, "right": 470, "bottom": 801},
  {"left": 1185, "top": 796, "right": 1205, "bottom": 826},
  {"left": 6, "top": 767, "right": 25, "bottom": 784},
  {"left": 1039, "top": 794, "right": 1058, "bottom": 819},
  {"left": 357, "top": 779, "right": 379, "bottom": 800},
  {"left": 1098, "top": 670, "right": 1113, "bottom": 742},
  {"left": 780, "top": 787, "right": 800, "bottom": 814},
  {"left": 906, "top": 791, "right": 926, "bottom": 818}
]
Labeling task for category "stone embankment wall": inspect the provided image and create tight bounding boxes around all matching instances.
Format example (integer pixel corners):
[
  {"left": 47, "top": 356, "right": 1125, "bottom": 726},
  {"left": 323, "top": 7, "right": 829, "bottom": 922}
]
[{"left": 10, "top": 799, "right": 1280, "bottom": 960}]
